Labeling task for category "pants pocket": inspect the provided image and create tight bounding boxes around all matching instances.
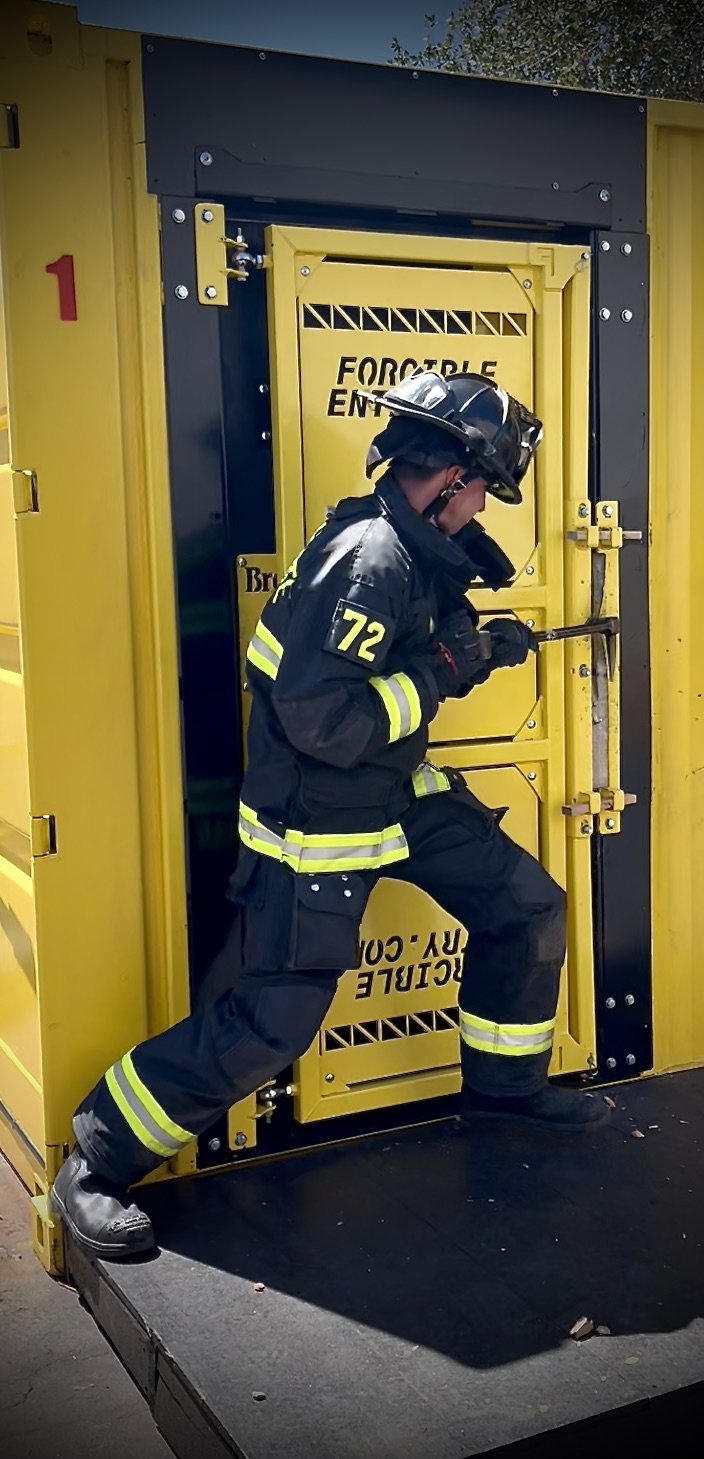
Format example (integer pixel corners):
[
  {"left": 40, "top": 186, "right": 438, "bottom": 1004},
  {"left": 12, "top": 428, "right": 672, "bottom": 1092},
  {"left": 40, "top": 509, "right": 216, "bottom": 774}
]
[{"left": 238, "top": 856, "right": 375, "bottom": 973}]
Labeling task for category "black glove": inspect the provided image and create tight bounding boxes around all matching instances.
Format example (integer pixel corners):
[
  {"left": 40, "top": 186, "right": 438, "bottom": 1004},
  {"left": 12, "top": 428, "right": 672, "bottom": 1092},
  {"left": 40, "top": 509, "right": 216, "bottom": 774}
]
[
  {"left": 429, "top": 610, "right": 491, "bottom": 699},
  {"left": 483, "top": 617, "right": 537, "bottom": 668}
]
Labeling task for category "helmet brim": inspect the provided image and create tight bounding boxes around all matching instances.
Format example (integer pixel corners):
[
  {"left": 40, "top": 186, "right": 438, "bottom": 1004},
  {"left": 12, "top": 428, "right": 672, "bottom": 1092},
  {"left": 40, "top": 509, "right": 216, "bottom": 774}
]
[{"left": 358, "top": 390, "right": 523, "bottom": 504}]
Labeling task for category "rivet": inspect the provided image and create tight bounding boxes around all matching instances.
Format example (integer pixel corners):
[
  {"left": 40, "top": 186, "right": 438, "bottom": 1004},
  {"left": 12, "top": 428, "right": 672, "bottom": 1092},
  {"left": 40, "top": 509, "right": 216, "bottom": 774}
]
[
  {"left": 300, "top": 266, "right": 310, "bottom": 276},
  {"left": 242, "top": 680, "right": 249, "bottom": 692},
  {"left": 234, "top": 1132, "right": 247, "bottom": 1147},
  {"left": 600, "top": 240, "right": 611, "bottom": 251},
  {"left": 581, "top": 250, "right": 590, "bottom": 260},
  {"left": 174, "top": 284, "right": 189, "bottom": 300},
  {"left": 578, "top": 503, "right": 589, "bottom": 517},
  {"left": 199, "top": 151, "right": 213, "bottom": 166},
  {"left": 311, "top": 883, "right": 320, "bottom": 892},
  {"left": 579, "top": 664, "right": 590, "bottom": 677},
  {"left": 527, "top": 719, "right": 536, "bottom": 729},
  {"left": 202, "top": 209, "right": 214, "bottom": 223},
  {"left": 204, "top": 285, "right": 218, "bottom": 299},
  {"left": 525, "top": 565, "right": 535, "bottom": 576},
  {"left": 344, "top": 889, "right": 353, "bottom": 897},
  {"left": 606, "top": 1056, "right": 617, "bottom": 1069},
  {"left": 599, "top": 307, "right": 611, "bottom": 321},
  {"left": 605, "top": 997, "right": 616, "bottom": 1009},
  {"left": 599, "top": 187, "right": 611, "bottom": 202},
  {"left": 552, "top": 88, "right": 559, "bottom": 96},
  {"left": 171, "top": 208, "right": 186, "bottom": 223},
  {"left": 258, "top": 382, "right": 269, "bottom": 395},
  {"left": 552, "top": 181, "right": 560, "bottom": 190},
  {"left": 605, "top": 817, "right": 615, "bottom": 829},
  {"left": 621, "top": 309, "right": 633, "bottom": 322},
  {"left": 522, "top": 279, "right": 532, "bottom": 289},
  {"left": 603, "top": 505, "right": 613, "bottom": 517},
  {"left": 625, "top": 993, "right": 635, "bottom": 1006},
  {"left": 527, "top": 771, "right": 536, "bottom": 781},
  {"left": 261, "top": 430, "right": 271, "bottom": 441},
  {"left": 325, "top": 1073, "right": 335, "bottom": 1083},
  {"left": 581, "top": 820, "right": 593, "bottom": 835},
  {"left": 208, "top": 1137, "right": 221, "bottom": 1152},
  {"left": 621, "top": 242, "right": 632, "bottom": 255},
  {"left": 626, "top": 1053, "right": 636, "bottom": 1066},
  {"left": 146, "top": 43, "right": 155, "bottom": 53},
  {"left": 525, "top": 619, "right": 535, "bottom": 629},
  {"left": 237, "top": 555, "right": 247, "bottom": 567},
  {"left": 412, "top": 70, "right": 419, "bottom": 79},
  {"left": 259, "top": 51, "right": 266, "bottom": 60},
  {"left": 341, "top": 874, "right": 349, "bottom": 881},
  {"left": 638, "top": 104, "right": 645, "bottom": 113}
]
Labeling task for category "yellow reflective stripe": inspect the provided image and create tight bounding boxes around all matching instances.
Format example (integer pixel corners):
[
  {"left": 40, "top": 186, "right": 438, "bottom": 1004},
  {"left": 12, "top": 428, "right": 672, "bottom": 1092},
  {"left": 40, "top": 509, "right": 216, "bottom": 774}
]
[
  {"left": 246, "top": 620, "right": 283, "bottom": 681},
  {"left": 246, "top": 642, "right": 278, "bottom": 680},
  {"left": 459, "top": 1009, "right": 555, "bottom": 1057},
  {"left": 105, "top": 1065, "right": 174, "bottom": 1158},
  {"left": 412, "top": 763, "right": 451, "bottom": 797},
  {"left": 257, "top": 620, "right": 283, "bottom": 657},
  {"left": 122, "top": 1050, "right": 193, "bottom": 1145},
  {"left": 238, "top": 803, "right": 409, "bottom": 872},
  {"left": 370, "top": 671, "right": 422, "bottom": 742}
]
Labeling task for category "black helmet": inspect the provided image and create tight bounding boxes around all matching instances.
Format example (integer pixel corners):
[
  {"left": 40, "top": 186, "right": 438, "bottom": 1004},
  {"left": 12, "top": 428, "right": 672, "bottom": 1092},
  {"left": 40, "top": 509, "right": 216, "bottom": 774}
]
[{"left": 362, "top": 371, "right": 543, "bottom": 505}]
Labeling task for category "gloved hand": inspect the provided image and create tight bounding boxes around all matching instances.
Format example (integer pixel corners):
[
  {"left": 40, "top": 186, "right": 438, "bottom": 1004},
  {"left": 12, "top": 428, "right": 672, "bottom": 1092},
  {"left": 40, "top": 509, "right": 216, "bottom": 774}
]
[
  {"left": 483, "top": 617, "right": 537, "bottom": 668},
  {"left": 429, "top": 610, "right": 491, "bottom": 699}
]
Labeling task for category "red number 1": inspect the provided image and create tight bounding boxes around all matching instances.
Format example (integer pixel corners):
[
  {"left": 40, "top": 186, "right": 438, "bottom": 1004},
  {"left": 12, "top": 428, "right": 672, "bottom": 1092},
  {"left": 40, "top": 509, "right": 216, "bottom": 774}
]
[{"left": 45, "top": 255, "right": 77, "bottom": 321}]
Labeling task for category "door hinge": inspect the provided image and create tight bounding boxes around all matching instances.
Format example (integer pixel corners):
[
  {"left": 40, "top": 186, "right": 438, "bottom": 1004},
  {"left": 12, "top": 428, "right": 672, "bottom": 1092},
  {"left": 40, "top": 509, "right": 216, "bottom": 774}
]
[
  {"left": 30, "top": 815, "right": 57, "bottom": 857},
  {"left": 1, "top": 104, "right": 20, "bottom": 149},
  {"left": 194, "top": 204, "right": 269, "bottom": 306},
  {"left": 12, "top": 469, "right": 38, "bottom": 514}
]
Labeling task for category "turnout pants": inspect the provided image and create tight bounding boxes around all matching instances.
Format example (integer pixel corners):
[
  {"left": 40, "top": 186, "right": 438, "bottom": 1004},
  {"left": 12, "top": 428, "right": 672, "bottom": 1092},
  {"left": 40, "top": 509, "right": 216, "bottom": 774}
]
[{"left": 74, "top": 787, "right": 566, "bottom": 1187}]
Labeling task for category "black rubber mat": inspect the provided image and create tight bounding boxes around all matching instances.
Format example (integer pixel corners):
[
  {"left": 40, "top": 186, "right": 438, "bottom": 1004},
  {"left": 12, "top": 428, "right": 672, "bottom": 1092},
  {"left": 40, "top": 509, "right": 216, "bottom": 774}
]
[{"left": 67, "top": 1071, "right": 704, "bottom": 1458}]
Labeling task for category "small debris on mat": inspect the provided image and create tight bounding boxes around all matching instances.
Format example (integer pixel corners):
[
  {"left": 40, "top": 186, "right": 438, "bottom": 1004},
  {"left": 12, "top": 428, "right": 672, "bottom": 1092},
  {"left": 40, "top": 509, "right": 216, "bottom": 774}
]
[
  {"left": 631, "top": 1128, "right": 646, "bottom": 1139},
  {"left": 596, "top": 1325, "right": 612, "bottom": 1337},
  {"left": 252, "top": 1391, "right": 267, "bottom": 1402},
  {"left": 569, "top": 1316, "right": 595, "bottom": 1341},
  {"left": 604, "top": 1096, "right": 616, "bottom": 1109},
  {"left": 648, "top": 1124, "right": 659, "bottom": 1130},
  {"left": 253, "top": 1282, "right": 265, "bottom": 1292}
]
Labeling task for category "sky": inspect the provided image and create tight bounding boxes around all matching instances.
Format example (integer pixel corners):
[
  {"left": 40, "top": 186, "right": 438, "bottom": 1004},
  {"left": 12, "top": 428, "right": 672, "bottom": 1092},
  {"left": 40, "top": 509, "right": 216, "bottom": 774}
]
[{"left": 76, "top": 1, "right": 434, "bottom": 66}]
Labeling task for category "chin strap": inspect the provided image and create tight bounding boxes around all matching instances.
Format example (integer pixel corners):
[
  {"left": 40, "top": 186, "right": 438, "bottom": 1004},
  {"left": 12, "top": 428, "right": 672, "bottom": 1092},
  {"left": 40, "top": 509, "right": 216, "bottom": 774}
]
[{"left": 421, "top": 480, "right": 468, "bottom": 524}]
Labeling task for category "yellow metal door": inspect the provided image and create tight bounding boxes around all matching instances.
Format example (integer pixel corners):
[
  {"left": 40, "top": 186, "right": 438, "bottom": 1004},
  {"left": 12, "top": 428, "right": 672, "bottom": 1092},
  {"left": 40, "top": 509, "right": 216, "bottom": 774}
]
[{"left": 259, "top": 226, "right": 597, "bottom": 1123}]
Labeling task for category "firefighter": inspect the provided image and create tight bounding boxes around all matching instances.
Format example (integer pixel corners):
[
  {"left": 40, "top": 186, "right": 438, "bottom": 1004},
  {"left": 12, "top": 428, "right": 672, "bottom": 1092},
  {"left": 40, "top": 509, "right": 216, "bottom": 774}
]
[{"left": 51, "top": 370, "right": 608, "bottom": 1260}]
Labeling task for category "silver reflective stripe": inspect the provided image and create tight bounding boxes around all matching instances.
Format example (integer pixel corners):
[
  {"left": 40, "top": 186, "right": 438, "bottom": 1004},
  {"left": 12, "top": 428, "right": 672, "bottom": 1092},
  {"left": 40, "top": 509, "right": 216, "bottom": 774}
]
[
  {"left": 384, "top": 675, "right": 414, "bottom": 738},
  {"left": 412, "top": 763, "right": 450, "bottom": 797},
  {"left": 110, "top": 1059, "right": 183, "bottom": 1153},
  {"left": 461, "top": 1025, "right": 553, "bottom": 1052},
  {"left": 247, "top": 631, "right": 281, "bottom": 675},
  {"left": 459, "top": 1010, "right": 554, "bottom": 1057}
]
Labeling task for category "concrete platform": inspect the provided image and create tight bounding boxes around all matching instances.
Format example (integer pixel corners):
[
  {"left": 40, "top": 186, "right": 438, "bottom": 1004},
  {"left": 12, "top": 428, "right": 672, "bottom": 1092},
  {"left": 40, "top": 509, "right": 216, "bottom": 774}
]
[{"left": 65, "top": 1071, "right": 704, "bottom": 1459}]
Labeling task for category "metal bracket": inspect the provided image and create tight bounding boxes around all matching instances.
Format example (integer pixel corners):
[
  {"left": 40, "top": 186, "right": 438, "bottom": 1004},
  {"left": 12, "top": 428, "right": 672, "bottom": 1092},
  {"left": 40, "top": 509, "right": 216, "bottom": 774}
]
[
  {"left": 194, "top": 204, "right": 269, "bottom": 305},
  {"left": 562, "top": 788, "right": 637, "bottom": 837},
  {"left": 12, "top": 469, "right": 38, "bottom": 514},
  {"left": 30, "top": 815, "right": 56, "bottom": 857}
]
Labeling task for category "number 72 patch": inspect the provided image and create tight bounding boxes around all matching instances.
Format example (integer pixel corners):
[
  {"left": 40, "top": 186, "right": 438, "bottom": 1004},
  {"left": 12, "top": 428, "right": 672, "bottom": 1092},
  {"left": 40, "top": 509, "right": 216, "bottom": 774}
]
[{"left": 323, "top": 598, "right": 394, "bottom": 667}]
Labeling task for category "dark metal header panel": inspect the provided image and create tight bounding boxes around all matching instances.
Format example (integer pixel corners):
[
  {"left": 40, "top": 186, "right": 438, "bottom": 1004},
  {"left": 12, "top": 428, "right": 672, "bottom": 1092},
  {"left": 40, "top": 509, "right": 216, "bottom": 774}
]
[{"left": 142, "top": 37, "right": 645, "bottom": 231}]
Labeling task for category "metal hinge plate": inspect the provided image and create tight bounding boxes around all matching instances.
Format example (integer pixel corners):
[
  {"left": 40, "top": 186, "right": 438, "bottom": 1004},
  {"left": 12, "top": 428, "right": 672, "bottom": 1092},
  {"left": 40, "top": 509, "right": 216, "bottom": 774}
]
[
  {"left": 12, "top": 469, "right": 38, "bottom": 513},
  {"left": 30, "top": 815, "right": 57, "bottom": 857}
]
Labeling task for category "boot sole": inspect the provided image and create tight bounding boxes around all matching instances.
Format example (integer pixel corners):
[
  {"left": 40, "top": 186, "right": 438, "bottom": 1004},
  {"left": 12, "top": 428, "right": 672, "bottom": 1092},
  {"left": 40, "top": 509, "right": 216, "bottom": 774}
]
[
  {"left": 460, "top": 1106, "right": 611, "bottom": 1132},
  {"left": 49, "top": 1188, "right": 156, "bottom": 1260}
]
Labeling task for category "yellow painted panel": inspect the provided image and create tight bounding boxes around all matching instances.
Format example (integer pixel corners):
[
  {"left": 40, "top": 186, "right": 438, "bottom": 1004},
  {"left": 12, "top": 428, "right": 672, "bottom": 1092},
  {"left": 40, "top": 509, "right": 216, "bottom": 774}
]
[
  {"left": 0, "top": 862, "right": 43, "bottom": 1156},
  {"left": 0, "top": 672, "right": 29, "bottom": 832},
  {"left": 648, "top": 100, "right": 704, "bottom": 1073}
]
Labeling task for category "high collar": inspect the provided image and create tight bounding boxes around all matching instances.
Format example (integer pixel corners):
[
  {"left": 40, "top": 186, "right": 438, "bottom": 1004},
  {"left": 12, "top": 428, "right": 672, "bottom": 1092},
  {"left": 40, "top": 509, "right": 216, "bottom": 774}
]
[{"left": 374, "top": 473, "right": 476, "bottom": 592}]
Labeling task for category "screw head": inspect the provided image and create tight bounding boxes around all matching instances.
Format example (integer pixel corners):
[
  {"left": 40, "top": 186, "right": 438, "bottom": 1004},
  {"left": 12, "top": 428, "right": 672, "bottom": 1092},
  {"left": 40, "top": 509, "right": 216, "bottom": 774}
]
[
  {"left": 527, "top": 719, "right": 536, "bottom": 729},
  {"left": 621, "top": 242, "right": 632, "bottom": 255},
  {"left": 171, "top": 208, "right": 186, "bottom": 223},
  {"left": 412, "top": 70, "right": 419, "bottom": 79},
  {"left": 606, "top": 1056, "right": 617, "bottom": 1069},
  {"left": 261, "top": 430, "right": 271, "bottom": 442},
  {"left": 237, "top": 555, "right": 247, "bottom": 567},
  {"left": 626, "top": 1053, "right": 636, "bottom": 1066},
  {"left": 525, "top": 565, "right": 535, "bottom": 576},
  {"left": 527, "top": 771, "right": 537, "bottom": 781},
  {"left": 204, "top": 285, "right": 218, "bottom": 299},
  {"left": 258, "top": 382, "right": 269, "bottom": 394},
  {"left": 522, "top": 279, "right": 532, "bottom": 289},
  {"left": 344, "top": 888, "right": 353, "bottom": 897},
  {"left": 324, "top": 1073, "right": 335, "bottom": 1083},
  {"left": 621, "top": 309, "right": 633, "bottom": 322},
  {"left": 208, "top": 1137, "right": 221, "bottom": 1152},
  {"left": 581, "top": 250, "right": 590, "bottom": 260},
  {"left": 300, "top": 266, "right": 310, "bottom": 276},
  {"left": 605, "top": 997, "right": 616, "bottom": 1009},
  {"left": 599, "top": 307, "right": 611, "bottom": 321},
  {"left": 578, "top": 503, "right": 589, "bottom": 517},
  {"left": 552, "top": 181, "right": 560, "bottom": 190},
  {"left": 174, "top": 284, "right": 189, "bottom": 300},
  {"left": 605, "top": 817, "right": 615, "bottom": 829},
  {"left": 311, "top": 883, "right": 320, "bottom": 892},
  {"left": 202, "top": 209, "right": 214, "bottom": 223},
  {"left": 579, "top": 664, "right": 590, "bottom": 677},
  {"left": 600, "top": 240, "right": 611, "bottom": 251},
  {"left": 581, "top": 820, "right": 593, "bottom": 835},
  {"left": 242, "top": 680, "right": 249, "bottom": 692},
  {"left": 599, "top": 188, "right": 611, "bottom": 202},
  {"left": 258, "top": 51, "right": 266, "bottom": 59},
  {"left": 526, "top": 619, "right": 535, "bottom": 629},
  {"left": 234, "top": 1132, "right": 247, "bottom": 1147},
  {"left": 602, "top": 505, "right": 613, "bottom": 517},
  {"left": 199, "top": 150, "right": 213, "bottom": 166},
  {"left": 552, "top": 88, "right": 559, "bottom": 96},
  {"left": 625, "top": 993, "right": 635, "bottom": 1006}
]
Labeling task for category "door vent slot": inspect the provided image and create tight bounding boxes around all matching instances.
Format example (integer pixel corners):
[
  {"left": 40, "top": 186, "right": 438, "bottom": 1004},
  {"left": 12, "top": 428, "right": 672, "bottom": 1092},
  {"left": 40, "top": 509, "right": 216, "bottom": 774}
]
[{"left": 323, "top": 1005, "right": 459, "bottom": 1052}]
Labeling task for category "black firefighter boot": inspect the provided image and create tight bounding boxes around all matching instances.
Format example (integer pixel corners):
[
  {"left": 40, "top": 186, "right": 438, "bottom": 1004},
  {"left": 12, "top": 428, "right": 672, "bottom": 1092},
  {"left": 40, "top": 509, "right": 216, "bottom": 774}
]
[
  {"left": 50, "top": 1148, "right": 156, "bottom": 1259},
  {"left": 461, "top": 1082, "right": 611, "bottom": 1131}
]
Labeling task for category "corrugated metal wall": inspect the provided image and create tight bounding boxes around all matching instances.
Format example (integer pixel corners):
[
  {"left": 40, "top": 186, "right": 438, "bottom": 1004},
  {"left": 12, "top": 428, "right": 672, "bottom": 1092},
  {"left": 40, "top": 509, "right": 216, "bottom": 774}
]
[{"left": 648, "top": 100, "right": 704, "bottom": 1072}]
